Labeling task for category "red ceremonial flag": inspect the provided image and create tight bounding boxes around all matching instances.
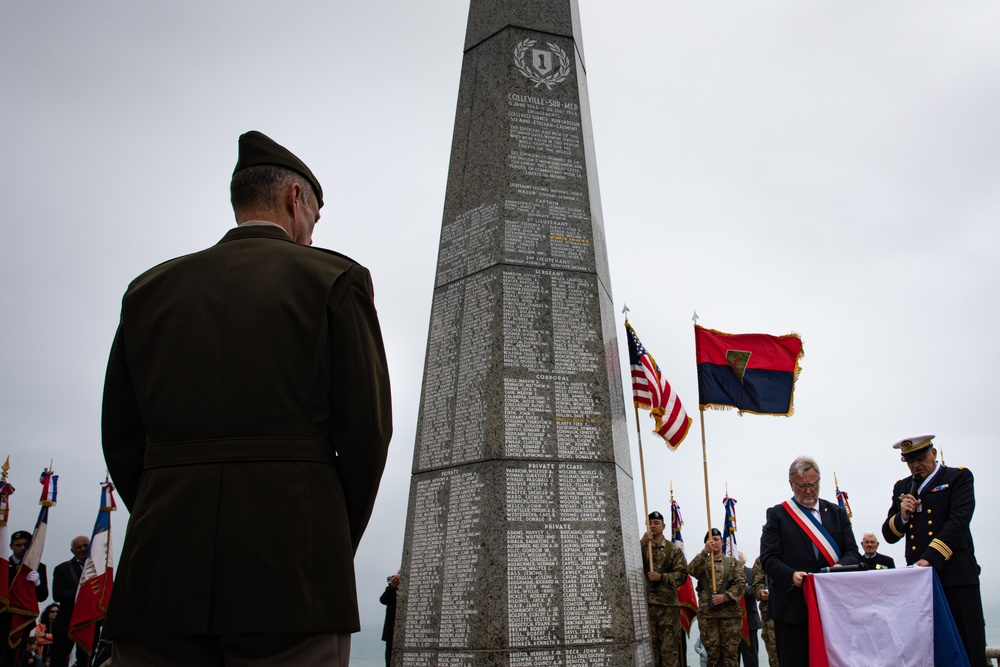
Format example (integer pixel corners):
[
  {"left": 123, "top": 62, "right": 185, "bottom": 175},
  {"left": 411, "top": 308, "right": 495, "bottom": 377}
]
[
  {"left": 8, "top": 508, "right": 49, "bottom": 648},
  {"left": 678, "top": 576, "right": 698, "bottom": 636},
  {"left": 68, "top": 480, "right": 117, "bottom": 656},
  {"left": 695, "top": 325, "right": 803, "bottom": 415},
  {"left": 8, "top": 468, "right": 56, "bottom": 647},
  {"left": 669, "top": 495, "right": 698, "bottom": 635},
  {"left": 625, "top": 321, "right": 692, "bottom": 449},
  {"left": 0, "top": 459, "right": 13, "bottom": 613}
]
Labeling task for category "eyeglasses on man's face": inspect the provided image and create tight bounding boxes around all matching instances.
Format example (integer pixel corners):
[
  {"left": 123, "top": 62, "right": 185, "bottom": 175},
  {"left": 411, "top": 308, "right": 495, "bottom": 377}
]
[{"left": 790, "top": 481, "right": 820, "bottom": 490}]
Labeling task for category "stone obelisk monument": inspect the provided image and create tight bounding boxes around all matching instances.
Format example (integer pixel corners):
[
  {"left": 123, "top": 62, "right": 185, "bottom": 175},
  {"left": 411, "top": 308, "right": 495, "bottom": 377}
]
[{"left": 394, "top": 2, "right": 650, "bottom": 665}]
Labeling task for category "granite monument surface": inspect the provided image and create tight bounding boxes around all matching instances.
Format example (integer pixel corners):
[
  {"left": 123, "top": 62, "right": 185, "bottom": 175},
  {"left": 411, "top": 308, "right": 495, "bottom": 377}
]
[{"left": 394, "top": 2, "right": 650, "bottom": 665}]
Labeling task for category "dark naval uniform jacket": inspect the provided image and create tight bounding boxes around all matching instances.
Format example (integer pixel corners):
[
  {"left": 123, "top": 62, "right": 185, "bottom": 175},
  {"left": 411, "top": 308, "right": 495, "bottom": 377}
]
[
  {"left": 760, "top": 498, "right": 860, "bottom": 625},
  {"left": 881, "top": 465, "right": 980, "bottom": 586},
  {"left": 102, "top": 225, "right": 392, "bottom": 640}
]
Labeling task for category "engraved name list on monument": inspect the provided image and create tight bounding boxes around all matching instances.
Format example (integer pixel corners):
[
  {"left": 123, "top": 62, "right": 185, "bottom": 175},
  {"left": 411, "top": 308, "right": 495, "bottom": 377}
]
[{"left": 397, "top": 9, "right": 648, "bottom": 664}]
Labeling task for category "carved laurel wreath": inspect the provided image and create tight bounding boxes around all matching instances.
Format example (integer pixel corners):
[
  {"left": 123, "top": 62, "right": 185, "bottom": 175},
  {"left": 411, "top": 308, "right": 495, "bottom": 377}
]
[{"left": 514, "top": 38, "right": 571, "bottom": 90}]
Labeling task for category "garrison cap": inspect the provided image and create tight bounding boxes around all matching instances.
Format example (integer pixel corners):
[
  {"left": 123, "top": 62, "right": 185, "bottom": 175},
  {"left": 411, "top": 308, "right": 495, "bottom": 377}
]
[
  {"left": 893, "top": 434, "right": 935, "bottom": 462},
  {"left": 234, "top": 131, "right": 324, "bottom": 207},
  {"left": 649, "top": 511, "right": 664, "bottom": 522}
]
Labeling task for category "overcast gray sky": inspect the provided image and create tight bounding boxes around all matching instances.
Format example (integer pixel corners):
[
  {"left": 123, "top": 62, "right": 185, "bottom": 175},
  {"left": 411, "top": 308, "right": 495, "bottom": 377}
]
[{"left": 2, "top": 0, "right": 998, "bottom": 660}]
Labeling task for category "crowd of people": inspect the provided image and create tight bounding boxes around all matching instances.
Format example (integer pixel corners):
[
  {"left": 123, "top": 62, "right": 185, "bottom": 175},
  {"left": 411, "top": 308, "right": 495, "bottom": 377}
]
[
  {"left": 0, "top": 533, "right": 99, "bottom": 667},
  {"left": 638, "top": 437, "right": 986, "bottom": 667}
]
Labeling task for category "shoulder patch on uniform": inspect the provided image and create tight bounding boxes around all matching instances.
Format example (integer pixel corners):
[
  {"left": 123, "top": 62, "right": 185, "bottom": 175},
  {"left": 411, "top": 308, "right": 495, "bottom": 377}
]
[{"left": 308, "top": 246, "right": 359, "bottom": 265}]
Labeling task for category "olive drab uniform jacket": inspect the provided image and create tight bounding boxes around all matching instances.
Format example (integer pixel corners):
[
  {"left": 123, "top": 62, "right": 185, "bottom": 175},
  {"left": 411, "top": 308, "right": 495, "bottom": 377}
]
[{"left": 102, "top": 225, "right": 392, "bottom": 639}]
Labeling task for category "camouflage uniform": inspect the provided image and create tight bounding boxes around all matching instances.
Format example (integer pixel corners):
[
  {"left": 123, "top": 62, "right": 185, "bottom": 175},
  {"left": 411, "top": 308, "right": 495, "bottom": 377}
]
[
  {"left": 688, "top": 551, "right": 744, "bottom": 667},
  {"left": 751, "top": 557, "right": 779, "bottom": 667},
  {"left": 641, "top": 539, "right": 689, "bottom": 667}
]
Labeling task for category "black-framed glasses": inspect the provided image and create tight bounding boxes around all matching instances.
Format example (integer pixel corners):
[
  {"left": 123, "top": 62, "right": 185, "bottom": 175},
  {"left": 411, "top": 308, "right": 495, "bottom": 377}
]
[{"left": 791, "top": 481, "right": 819, "bottom": 490}]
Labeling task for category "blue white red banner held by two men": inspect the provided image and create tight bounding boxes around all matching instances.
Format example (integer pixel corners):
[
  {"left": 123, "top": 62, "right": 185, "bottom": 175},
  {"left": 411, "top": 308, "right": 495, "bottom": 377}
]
[
  {"left": 69, "top": 481, "right": 117, "bottom": 656},
  {"left": 694, "top": 325, "right": 803, "bottom": 415},
  {"left": 625, "top": 321, "right": 692, "bottom": 449},
  {"left": 803, "top": 567, "right": 970, "bottom": 667}
]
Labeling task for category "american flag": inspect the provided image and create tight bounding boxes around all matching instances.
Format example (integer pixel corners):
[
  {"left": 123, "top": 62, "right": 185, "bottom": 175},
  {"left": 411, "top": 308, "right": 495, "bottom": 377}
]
[{"left": 625, "top": 321, "right": 692, "bottom": 449}]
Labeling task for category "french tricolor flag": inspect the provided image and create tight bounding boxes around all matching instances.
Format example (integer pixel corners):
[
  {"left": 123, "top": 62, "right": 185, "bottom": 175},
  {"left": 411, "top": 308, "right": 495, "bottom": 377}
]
[
  {"left": 803, "top": 567, "right": 970, "bottom": 667},
  {"left": 39, "top": 468, "right": 58, "bottom": 506},
  {"left": 7, "top": 506, "right": 48, "bottom": 646},
  {"left": 68, "top": 482, "right": 116, "bottom": 656}
]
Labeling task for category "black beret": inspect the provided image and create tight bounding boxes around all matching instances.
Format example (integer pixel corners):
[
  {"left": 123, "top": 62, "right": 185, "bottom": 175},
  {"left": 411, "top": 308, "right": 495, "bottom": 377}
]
[
  {"left": 233, "top": 131, "right": 324, "bottom": 208},
  {"left": 703, "top": 528, "right": 723, "bottom": 542},
  {"left": 10, "top": 530, "right": 31, "bottom": 543},
  {"left": 649, "top": 511, "right": 665, "bottom": 522}
]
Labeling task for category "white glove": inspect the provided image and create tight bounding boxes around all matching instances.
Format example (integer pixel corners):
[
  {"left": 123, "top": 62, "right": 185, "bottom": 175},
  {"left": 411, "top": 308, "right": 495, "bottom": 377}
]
[{"left": 26, "top": 570, "right": 40, "bottom": 587}]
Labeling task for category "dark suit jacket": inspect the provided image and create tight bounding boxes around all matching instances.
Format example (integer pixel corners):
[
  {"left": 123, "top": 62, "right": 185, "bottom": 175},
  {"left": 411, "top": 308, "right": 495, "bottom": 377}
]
[
  {"left": 52, "top": 558, "right": 84, "bottom": 632},
  {"left": 859, "top": 552, "right": 895, "bottom": 570},
  {"left": 881, "top": 465, "right": 979, "bottom": 587},
  {"left": 102, "top": 225, "right": 392, "bottom": 639},
  {"left": 759, "top": 498, "right": 860, "bottom": 625}
]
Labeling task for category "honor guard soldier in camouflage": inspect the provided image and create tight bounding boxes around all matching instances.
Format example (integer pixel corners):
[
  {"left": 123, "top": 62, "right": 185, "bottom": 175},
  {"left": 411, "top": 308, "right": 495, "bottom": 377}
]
[
  {"left": 640, "top": 511, "right": 689, "bottom": 667},
  {"left": 689, "top": 528, "right": 745, "bottom": 667}
]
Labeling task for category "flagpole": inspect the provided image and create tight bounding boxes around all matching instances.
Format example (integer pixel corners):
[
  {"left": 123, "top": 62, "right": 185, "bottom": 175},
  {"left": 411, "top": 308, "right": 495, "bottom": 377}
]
[
  {"left": 694, "top": 311, "right": 718, "bottom": 594},
  {"left": 635, "top": 405, "right": 654, "bottom": 571},
  {"left": 624, "top": 305, "right": 654, "bottom": 570},
  {"left": 699, "top": 407, "right": 718, "bottom": 593}
]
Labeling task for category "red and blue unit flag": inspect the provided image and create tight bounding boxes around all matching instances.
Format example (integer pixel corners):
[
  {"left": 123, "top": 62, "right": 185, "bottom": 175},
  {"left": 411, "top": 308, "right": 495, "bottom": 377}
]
[
  {"left": 695, "top": 325, "right": 803, "bottom": 415},
  {"left": 625, "top": 321, "right": 692, "bottom": 449}
]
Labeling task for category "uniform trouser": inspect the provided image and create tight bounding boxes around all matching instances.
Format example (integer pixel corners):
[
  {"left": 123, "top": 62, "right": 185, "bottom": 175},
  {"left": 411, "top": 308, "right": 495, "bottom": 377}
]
[
  {"left": 943, "top": 584, "right": 987, "bottom": 667},
  {"left": 771, "top": 620, "right": 807, "bottom": 667},
  {"left": 112, "top": 632, "right": 350, "bottom": 667},
  {"left": 699, "top": 615, "right": 742, "bottom": 667},
  {"left": 759, "top": 618, "right": 778, "bottom": 667},
  {"left": 648, "top": 604, "right": 682, "bottom": 667}
]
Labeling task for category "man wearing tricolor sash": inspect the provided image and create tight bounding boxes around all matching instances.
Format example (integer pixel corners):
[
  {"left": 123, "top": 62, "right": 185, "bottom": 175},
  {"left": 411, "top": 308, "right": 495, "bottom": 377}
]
[{"left": 759, "top": 456, "right": 859, "bottom": 667}]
